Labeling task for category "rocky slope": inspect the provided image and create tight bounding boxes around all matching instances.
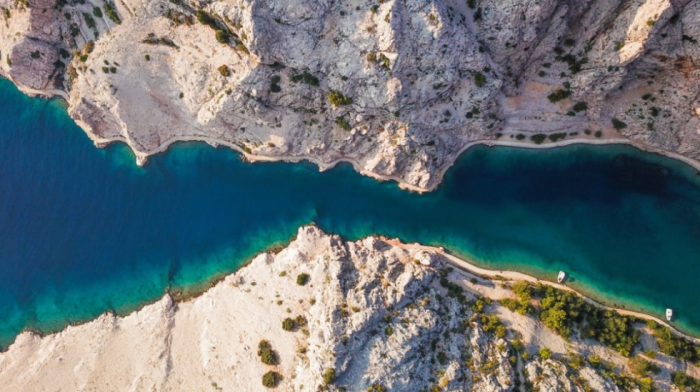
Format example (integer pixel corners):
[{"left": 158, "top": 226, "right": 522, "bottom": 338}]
[
  {"left": 0, "top": 0, "right": 698, "bottom": 190},
  {"left": 0, "top": 226, "right": 695, "bottom": 392}
]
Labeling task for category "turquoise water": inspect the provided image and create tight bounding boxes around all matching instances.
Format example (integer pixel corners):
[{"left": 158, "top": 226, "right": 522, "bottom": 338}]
[{"left": 1, "top": 78, "right": 700, "bottom": 348}]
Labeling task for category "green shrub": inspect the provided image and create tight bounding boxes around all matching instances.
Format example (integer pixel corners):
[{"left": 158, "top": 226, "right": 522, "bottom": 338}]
[
  {"left": 92, "top": 6, "right": 102, "bottom": 18},
  {"left": 515, "top": 134, "right": 525, "bottom": 141},
  {"left": 257, "top": 340, "right": 279, "bottom": 365},
  {"left": 335, "top": 116, "right": 352, "bottom": 131},
  {"left": 628, "top": 355, "right": 653, "bottom": 377},
  {"left": 269, "top": 75, "right": 281, "bottom": 92},
  {"left": 385, "top": 325, "right": 393, "bottom": 336},
  {"left": 262, "top": 371, "right": 281, "bottom": 388},
  {"left": 218, "top": 65, "right": 230, "bottom": 77},
  {"left": 82, "top": 12, "right": 96, "bottom": 29},
  {"left": 366, "top": 52, "right": 377, "bottom": 62},
  {"left": 530, "top": 134, "right": 547, "bottom": 144},
  {"left": 323, "top": 368, "right": 336, "bottom": 385},
  {"left": 540, "top": 348, "right": 552, "bottom": 360},
  {"left": 196, "top": 10, "right": 216, "bottom": 28},
  {"left": 282, "top": 317, "right": 296, "bottom": 331},
  {"left": 611, "top": 118, "right": 627, "bottom": 130},
  {"left": 467, "top": 0, "right": 476, "bottom": 9},
  {"left": 290, "top": 70, "right": 319, "bottom": 86},
  {"left": 572, "top": 102, "right": 588, "bottom": 112},
  {"left": 547, "top": 89, "right": 572, "bottom": 103},
  {"left": 594, "top": 130, "right": 602, "bottom": 138},
  {"left": 296, "top": 273, "right": 310, "bottom": 286},
  {"left": 328, "top": 91, "right": 353, "bottom": 107},
  {"left": 548, "top": 133, "right": 567, "bottom": 142},
  {"left": 474, "top": 72, "right": 486, "bottom": 87},
  {"left": 103, "top": 2, "right": 121, "bottom": 24},
  {"left": 651, "top": 324, "right": 700, "bottom": 362},
  {"left": 144, "top": 54, "right": 150, "bottom": 61},
  {"left": 672, "top": 371, "right": 700, "bottom": 391},
  {"left": 215, "top": 30, "right": 230, "bottom": 44}
]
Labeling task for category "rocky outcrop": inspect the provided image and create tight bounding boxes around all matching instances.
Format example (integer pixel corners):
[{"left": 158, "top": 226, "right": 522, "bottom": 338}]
[
  {"left": 0, "top": 226, "right": 515, "bottom": 391},
  {"left": 524, "top": 359, "right": 626, "bottom": 392},
  {"left": 0, "top": 0, "right": 699, "bottom": 189},
  {"left": 0, "top": 226, "right": 693, "bottom": 391}
]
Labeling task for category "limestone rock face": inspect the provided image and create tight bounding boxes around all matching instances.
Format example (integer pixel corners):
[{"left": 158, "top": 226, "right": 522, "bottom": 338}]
[
  {"left": 525, "top": 359, "right": 627, "bottom": 392},
  {"left": 0, "top": 226, "right": 518, "bottom": 392},
  {"left": 1, "top": 0, "right": 699, "bottom": 189}
]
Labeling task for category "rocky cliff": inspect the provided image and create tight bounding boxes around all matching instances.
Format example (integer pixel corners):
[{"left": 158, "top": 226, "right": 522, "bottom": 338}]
[
  {"left": 0, "top": 0, "right": 698, "bottom": 189},
  {"left": 0, "top": 226, "right": 694, "bottom": 392}
]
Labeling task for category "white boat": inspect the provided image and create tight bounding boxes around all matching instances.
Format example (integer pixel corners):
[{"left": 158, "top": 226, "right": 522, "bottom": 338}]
[
  {"left": 666, "top": 308, "right": 673, "bottom": 321},
  {"left": 557, "top": 271, "right": 566, "bottom": 283}
]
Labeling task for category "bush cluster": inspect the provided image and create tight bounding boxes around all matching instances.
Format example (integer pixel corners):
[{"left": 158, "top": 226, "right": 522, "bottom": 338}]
[
  {"left": 257, "top": 340, "right": 279, "bottom": 365},
  {"left": 611, "top": 118, "right": 627, "bottom": 130},
  {"left": 335, "top": 116, "right": 352, "bottom": 131},
  {"left": 535, "top": 284, "right": 639, "bottom": 356},
  {"left": 547, "top": 89, "right": 572, "bottom": 103},
  {"left": 290, "top": 70, "right": 319, "bottom": 86},
  {"left": 649, "top": 321, "right": 700, "bottom": 363},
  {"left": 103, "top": 1, "right": 121, "bottom": 24}
]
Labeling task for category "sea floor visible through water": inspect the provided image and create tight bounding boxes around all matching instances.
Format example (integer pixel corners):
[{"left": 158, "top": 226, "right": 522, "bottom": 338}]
[{"left": 1, "top": 78, "right": 700, "bottom": 348}]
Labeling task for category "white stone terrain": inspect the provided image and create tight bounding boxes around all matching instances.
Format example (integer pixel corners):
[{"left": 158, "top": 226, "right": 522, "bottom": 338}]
[
  {"left": 0, "top": 226, "right": 697, "bottom": 392},
  {"left": 0, "top": 0, "right": 698, "bottom": 190}
]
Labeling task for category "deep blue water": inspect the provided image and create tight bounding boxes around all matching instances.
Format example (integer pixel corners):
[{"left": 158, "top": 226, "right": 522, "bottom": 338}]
[{"left": 1, "top": 78, "right": 700, "bottom": 347}]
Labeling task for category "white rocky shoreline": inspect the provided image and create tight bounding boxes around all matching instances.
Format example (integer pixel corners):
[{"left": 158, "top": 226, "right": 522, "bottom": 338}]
[
  {"left": 1, "top": 0, "right": 699, "bottom": 191},
  {"left": 0, "top": 226, "right": 699, "bottom": 392}
]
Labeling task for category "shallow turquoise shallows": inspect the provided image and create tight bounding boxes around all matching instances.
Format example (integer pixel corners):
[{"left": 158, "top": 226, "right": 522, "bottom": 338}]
[{"left": 1, "top": 78, "right": 700, "bottom": 348}]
